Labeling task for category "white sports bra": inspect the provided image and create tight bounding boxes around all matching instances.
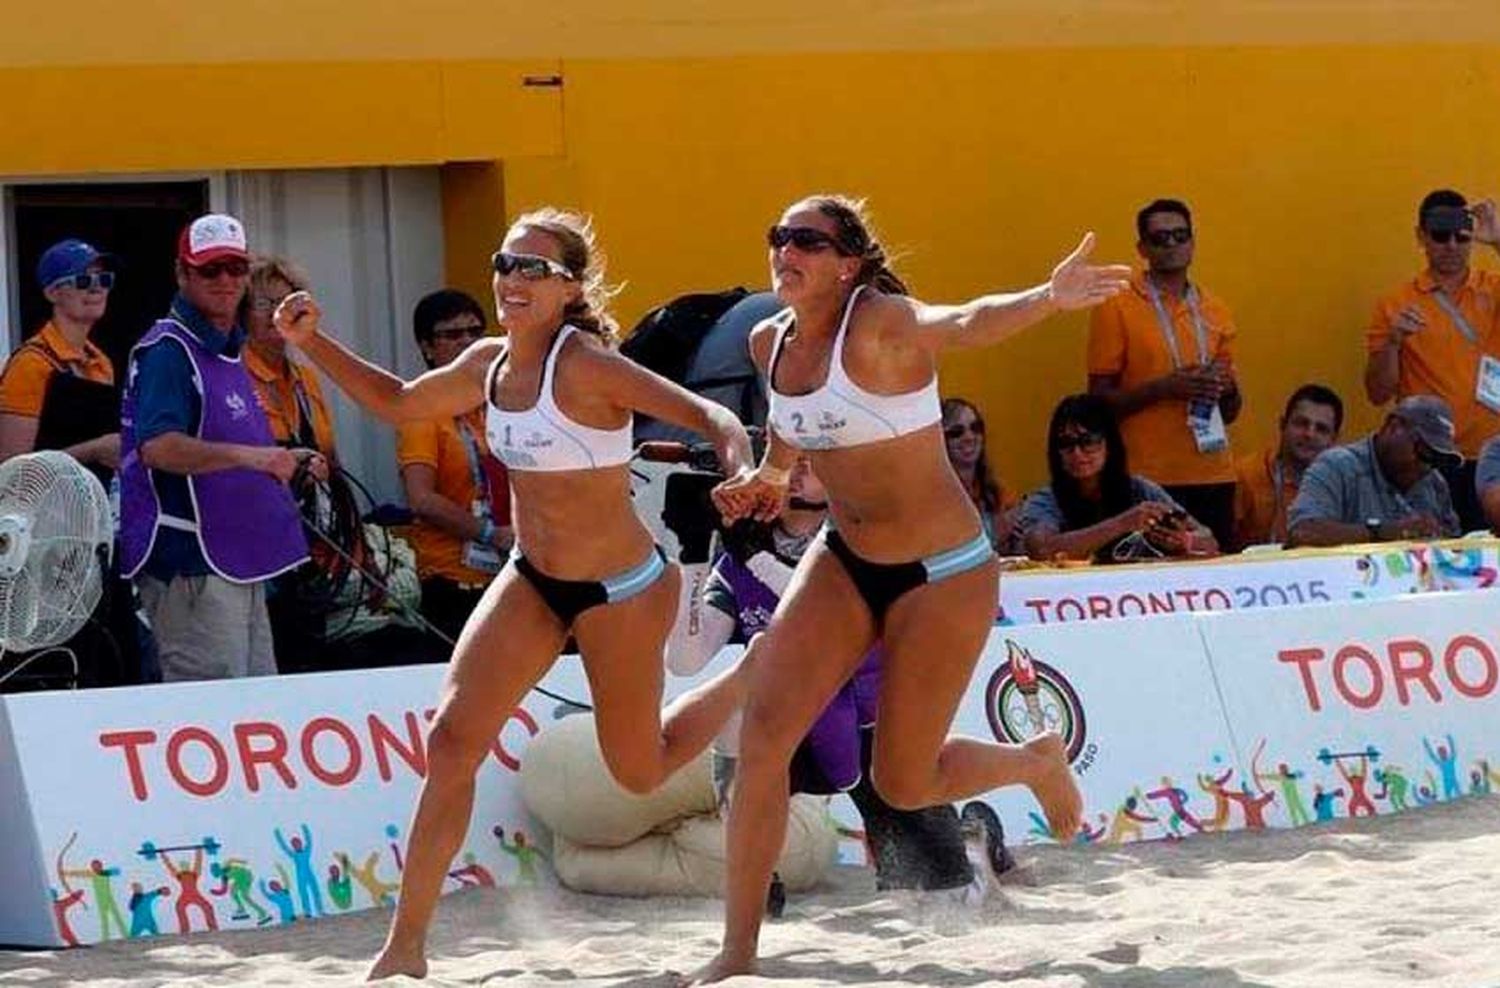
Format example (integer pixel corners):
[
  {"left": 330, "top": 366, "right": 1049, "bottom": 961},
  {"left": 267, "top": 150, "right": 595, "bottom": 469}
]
[
  {"left": 485, "top": 325, "right": 634, "bottom": 472},
  {"left": 766, "top": 285, "right": 941, "bottom": 450}
]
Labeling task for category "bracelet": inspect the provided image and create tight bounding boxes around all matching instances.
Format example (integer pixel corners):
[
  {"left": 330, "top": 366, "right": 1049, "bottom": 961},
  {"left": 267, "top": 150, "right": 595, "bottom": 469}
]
[{"left": 757, "top": 463, "right": 791, "bottom": 485}]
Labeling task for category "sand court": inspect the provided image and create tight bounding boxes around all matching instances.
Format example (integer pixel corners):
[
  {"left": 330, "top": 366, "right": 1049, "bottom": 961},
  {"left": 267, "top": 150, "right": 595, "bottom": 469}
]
[{"left": 4, "top": 794, "right": 1496, "bottom": 987}]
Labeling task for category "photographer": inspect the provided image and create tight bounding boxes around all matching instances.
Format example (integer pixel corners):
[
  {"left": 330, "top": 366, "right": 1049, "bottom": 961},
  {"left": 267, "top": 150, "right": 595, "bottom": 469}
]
[
  {"left": 1017, "top": 393, "right": 1217, "bottom": 564},
  {"left": 667, "top": 458, "right": 1009, "bottom": 892}
]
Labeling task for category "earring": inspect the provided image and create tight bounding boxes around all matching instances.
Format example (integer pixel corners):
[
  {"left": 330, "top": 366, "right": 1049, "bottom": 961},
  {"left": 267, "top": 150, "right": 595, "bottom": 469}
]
[{"left": 839, "top": 274, "right": 851, "bottom": 282}]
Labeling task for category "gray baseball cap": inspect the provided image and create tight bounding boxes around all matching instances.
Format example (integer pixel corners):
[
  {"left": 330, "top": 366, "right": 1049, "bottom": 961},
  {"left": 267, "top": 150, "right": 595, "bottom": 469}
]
[{"left": 1392, "top": 395, "right": 1462, "bottom": 467}]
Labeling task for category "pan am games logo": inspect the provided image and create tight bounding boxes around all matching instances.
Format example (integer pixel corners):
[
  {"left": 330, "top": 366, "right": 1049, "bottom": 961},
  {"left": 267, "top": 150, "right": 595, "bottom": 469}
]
[{"left": 986, "top": 639, "right": 1093, "bottom": 772}]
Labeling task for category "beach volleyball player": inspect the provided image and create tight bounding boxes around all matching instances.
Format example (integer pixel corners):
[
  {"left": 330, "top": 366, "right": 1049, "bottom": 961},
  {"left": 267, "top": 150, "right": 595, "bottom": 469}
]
[
  {"left": 691, "top": 195, "right": 1129, "bottom": 983},
  {"left": 274, "top": 208, "right": 757, "bottom": 981}
]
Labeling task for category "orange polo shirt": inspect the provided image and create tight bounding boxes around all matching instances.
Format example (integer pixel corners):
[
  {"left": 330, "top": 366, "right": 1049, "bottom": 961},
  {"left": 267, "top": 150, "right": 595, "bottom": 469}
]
[
  {"left": 1233, "top": 447, "right": 1299, "bottom": 548},
  {"left": 1366, "top": 268, "right": 1500, "bottom": 458},
  {"left": 1087, "top": 272, "right": 1238, "bottom": 486},
  {"left": 0, "top": 321, "right": 114, "bottom": 417},
  {"left": 396, "top": 410, "right": 503, "bottom": 585},
  {"left": 243, "top": 345, "right": 338, "bottom": 454}
]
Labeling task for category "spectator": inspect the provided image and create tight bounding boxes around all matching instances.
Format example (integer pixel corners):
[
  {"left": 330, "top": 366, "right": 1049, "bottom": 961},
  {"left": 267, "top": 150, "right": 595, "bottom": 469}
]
[
  {"left": 1231, "top": 384, "right": 1344, "bottom": 549},
  {"left": 0, "top": 239, "right": 136, "bottom": 688},
  {"left": 1286, "top": 395, "right": 1461, "bottom": 547},
  {"left": 118, "top": 214, "right": 324, "bottom": 681},
  {"left": 941, "top": 397, "right": 1018, "bottom": 552},
  {"left": 1478, "top": 435, "right": 1500, "bottom": 533},
  {"left": 242, "top": 257, "right": 338, "bottom": 456},
  {"left": 1016, "top": 393, "right": 1216, "bottom": 564},
  {"left": 1368, "top": 190, "right": 1494, "bottom": 533},
  {"left": 667, "top": 458, "right": 1009, "bottom": 890},
  {"left": 0, "top": 239, "right": 120, "bottom": 479},
  {"left": 1088, "top": 198, "right": 1242, "bottom": 549},
  {"left": 395, "top": 289, "right": 512, "bottom": 641},
  {"left": 1365, "top": 190, "right": 1500, "bottom": 533}
]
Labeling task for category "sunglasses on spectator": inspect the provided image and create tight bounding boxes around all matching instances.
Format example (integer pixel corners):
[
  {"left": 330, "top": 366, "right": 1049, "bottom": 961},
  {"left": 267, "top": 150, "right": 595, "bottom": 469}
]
[
  {"left": 1056, "top": 432, "right": 1104, "bottom": 452},
  {"left": 944, "top": 421, "right": 985, "bottom": 440},
  {"left": 492, "top": 251, "right": 575, "bottom": 281},
  {"left": 1144, "top": 228, "right": 1193, "bottom": 247},
  {"left": 430, "top": 322, "right": 484, "bottom": 343},
  {"left": 1425, "top": 229, "right": 1473, "bottom": 245},
  {"left": 50, "top": 272, "right": 115, "bottom": 292},
  {"left": 250, "top": 293, "right": 291, "bottom": 314},
  {"left": 767, "top": 225, "right": 850, "bottom": 255},
  {"left": 191, "top": 259, "right": 250, "bottom": 279}
]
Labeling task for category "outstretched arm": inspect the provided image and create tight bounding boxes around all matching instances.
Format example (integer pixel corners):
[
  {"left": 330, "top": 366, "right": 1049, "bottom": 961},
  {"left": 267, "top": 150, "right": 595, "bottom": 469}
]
[
  {"left": 907, "top": 233, "right": 1130, "bottom": 353},
  {"left": 276, "top": 291, "right": 496, "bottom": 424},
  {"left": 582, "top": 344, "right": 753, "bottom": 480}
]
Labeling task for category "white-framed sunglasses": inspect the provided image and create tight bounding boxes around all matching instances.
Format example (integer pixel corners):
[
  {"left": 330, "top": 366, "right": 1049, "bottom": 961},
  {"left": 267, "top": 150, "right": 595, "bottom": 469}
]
[{"left": 491, "top": 251, "right": 575, "bottom": 281}]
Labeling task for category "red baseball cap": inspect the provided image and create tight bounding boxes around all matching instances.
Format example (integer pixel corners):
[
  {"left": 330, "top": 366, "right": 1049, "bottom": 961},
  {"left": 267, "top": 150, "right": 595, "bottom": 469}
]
[{"left": 178, "top": 214, "right": 249, "bottom": 266}]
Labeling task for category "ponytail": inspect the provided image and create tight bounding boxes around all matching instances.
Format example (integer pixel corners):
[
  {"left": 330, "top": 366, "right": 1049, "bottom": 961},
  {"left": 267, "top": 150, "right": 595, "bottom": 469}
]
[{"left": 797, "top": 194, "right": 908, "bottom": 297}]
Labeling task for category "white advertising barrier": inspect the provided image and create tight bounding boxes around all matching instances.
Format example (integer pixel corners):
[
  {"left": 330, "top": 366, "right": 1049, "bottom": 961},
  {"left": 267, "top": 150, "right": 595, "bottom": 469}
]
[
  {"left": 0, "top": 664, "right": 551, "bottom": 947},
  {"left": 946, "top": 619, "right": 1245, "bottom": 847},
  {"left": 1201, "top": 591, "right": 1500, "bottom": 830},
  {"left": 997, "top": 539, "right": 1500, "bottom": 626}
]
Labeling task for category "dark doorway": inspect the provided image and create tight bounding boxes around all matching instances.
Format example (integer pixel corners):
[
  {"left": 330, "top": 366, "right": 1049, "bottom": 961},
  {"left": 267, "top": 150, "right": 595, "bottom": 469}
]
[{"left": 9, "top": 181, "right": 209, "bottom": 378}]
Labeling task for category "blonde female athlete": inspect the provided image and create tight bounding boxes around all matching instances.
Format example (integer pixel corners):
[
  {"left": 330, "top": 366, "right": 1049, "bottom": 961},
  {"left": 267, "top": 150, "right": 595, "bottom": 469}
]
[{"left": 275, "top": 209, "right": 755, "bottom": 981}]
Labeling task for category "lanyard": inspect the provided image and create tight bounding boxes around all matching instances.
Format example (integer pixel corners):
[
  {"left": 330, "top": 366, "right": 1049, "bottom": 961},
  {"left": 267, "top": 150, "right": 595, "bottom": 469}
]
[
  {"left": 1144, "top": 276, "right": 1211, "bottom": 370},
  {"left": 288, "top": 367, "right": 318, "bottom": 448},
  {"left": 1269, "top": 455, "right": 1290, "bottom": 541},
  {"left": 1430, "top": 289, "right": 1482, "bottom": 347}
]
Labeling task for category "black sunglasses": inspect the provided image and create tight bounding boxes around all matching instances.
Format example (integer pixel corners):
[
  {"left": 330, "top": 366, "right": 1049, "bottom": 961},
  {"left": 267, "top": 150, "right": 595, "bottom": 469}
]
[
  {"left": 491, "top": 251, "right": 575, "bottom": 281},
  {"left": 1144, "top": 228, "right": 1193, "bottom": 248},
  {"left": 767, "top": 225, "right": 850, "bottom": 255},
  {"left": 53, "top": 272, "right": 115, "bottom": 291},
  {"left": 1056, "top": 432, "right": 1104, "bottom": 453},
  {"left": 192, "top": 259, "right": 250, "bottom": 280},
  {"left": 1426, "top": 229, "right": 1473, "bottom": 245},
  {"left": 944, "top": 421, "right": 985, "bottom": 440}
]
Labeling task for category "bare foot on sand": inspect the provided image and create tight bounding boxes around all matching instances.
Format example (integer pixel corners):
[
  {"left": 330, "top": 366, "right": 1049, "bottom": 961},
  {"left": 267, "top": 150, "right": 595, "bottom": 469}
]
[
  {"left": 366, "top": 944, "right": 428, "bottom": 982},
  {"left": 678, "top": 950, "right": 757, "bottom": 986},
  {"left": 1024, "top": 731, "right": 1083, "bottom": 841}
]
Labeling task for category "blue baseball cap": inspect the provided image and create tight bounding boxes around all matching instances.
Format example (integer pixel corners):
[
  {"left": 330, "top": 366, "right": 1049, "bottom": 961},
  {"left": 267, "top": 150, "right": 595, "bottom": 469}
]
[{"left": 36, "top": 239, "right": 113, "bottom": 289}]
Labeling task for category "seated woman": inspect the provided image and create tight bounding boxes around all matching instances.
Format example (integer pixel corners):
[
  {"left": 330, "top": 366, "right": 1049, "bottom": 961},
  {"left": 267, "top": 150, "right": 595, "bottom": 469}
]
[
  {"left": 1016, "top": 393, "right": 1217, "bottom": 564},
  {"left": 941, "top": 397, "right": 1018, "bottom": 552}
]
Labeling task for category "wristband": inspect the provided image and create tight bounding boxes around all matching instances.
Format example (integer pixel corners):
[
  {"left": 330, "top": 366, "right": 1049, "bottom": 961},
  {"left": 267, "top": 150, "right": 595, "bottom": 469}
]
[{"left": 478, "top": 518, "right": 496, "bottom": 543}]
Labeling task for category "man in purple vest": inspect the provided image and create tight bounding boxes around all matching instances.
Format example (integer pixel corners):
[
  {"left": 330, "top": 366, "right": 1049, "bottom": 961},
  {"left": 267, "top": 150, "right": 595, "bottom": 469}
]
[{"left": 119, "top": 214, "right": 323, "bottom": 681}]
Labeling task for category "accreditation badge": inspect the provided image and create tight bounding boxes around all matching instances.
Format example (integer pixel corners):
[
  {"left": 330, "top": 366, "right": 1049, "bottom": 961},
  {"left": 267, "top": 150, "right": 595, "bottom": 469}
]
[
  {"left": 1477, "top": 353, "right": 1500, "bottom": 414},
  {"left": 1187, "top": 399, "right": 1229, "bottom": 454}
]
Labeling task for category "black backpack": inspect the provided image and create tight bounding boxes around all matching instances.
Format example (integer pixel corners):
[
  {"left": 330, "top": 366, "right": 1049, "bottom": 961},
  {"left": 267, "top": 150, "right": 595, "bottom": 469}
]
[{"left": 620, "top": 287, "right": 750, "bottom": 385}]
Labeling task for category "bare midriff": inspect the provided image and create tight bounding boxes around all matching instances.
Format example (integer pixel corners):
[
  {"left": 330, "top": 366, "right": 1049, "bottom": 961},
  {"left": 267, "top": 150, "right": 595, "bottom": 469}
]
[
  {"left": 807, "top": 424, "right": 984, "bottom": 561},
  {"left": 508, "top": 466, "right": 655, "bottom": 579}
]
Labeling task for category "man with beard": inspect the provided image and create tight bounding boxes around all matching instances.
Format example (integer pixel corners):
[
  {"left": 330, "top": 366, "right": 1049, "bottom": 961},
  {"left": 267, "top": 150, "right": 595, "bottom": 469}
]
[{"left": 1231, "top": 384, "right": 1343, "bottom": 548}]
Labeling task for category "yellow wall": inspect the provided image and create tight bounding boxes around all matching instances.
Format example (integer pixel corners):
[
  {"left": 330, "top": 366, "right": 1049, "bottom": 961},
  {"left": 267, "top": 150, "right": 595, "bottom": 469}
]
[
  {"left": 0, "top": 60, "right": 562, "bottom": 173},
  {"left": 501, "top": 46, "right": 1500, "bottom": 493},
  {"left": 4, "top": 3, "right": 1500, "bottom": 491}
]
